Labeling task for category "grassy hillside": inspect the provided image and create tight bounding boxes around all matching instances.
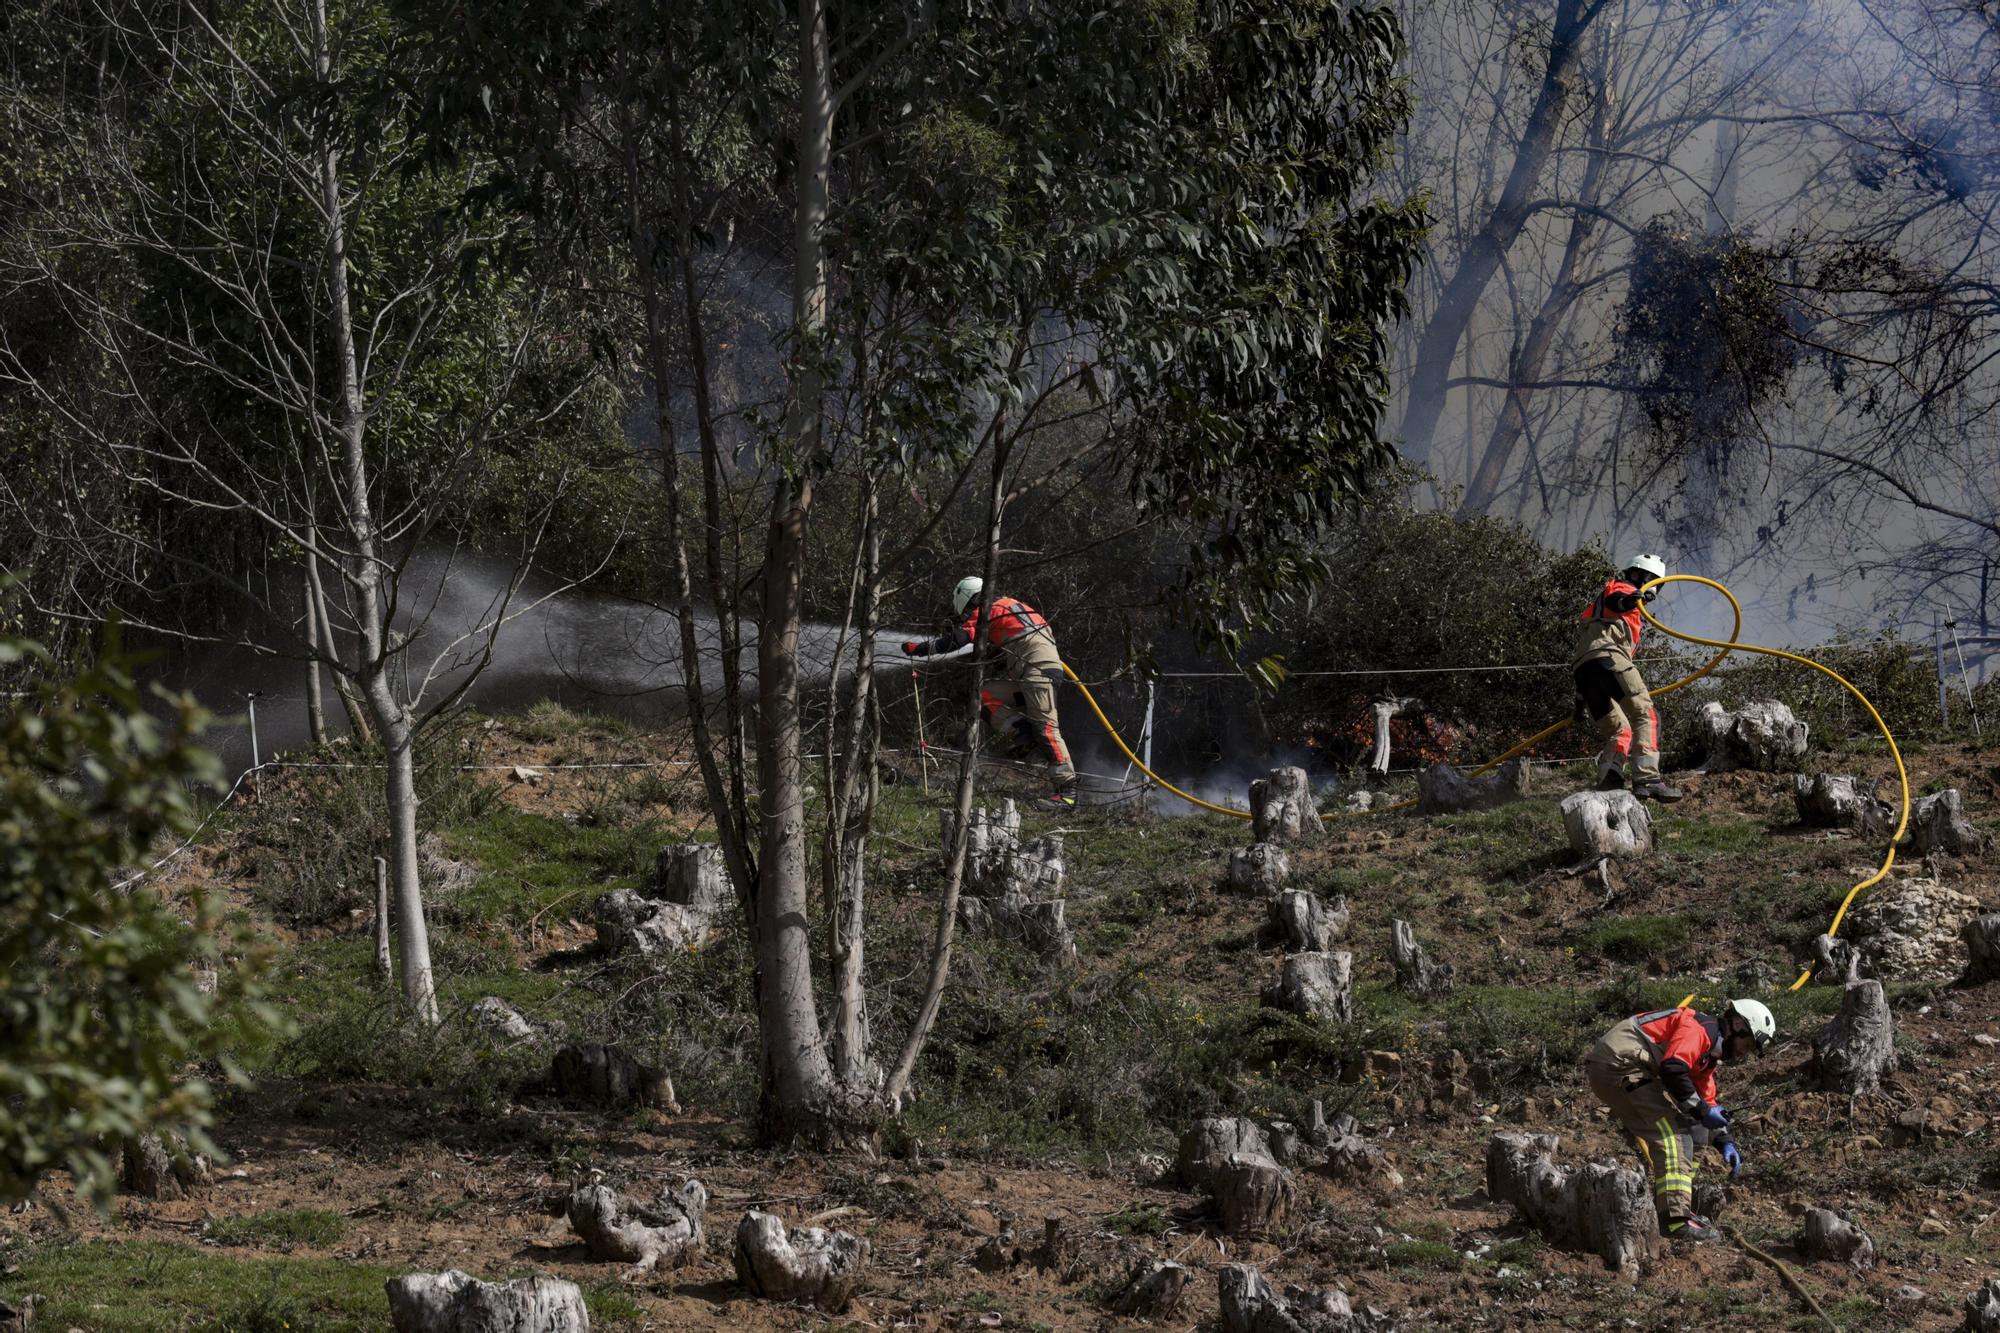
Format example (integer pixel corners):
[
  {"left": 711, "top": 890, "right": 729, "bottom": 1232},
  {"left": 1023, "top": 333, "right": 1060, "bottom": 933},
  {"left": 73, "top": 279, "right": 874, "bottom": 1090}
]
[{"left": 4, "top": 706, "right": 1996, "bottom": 1331}]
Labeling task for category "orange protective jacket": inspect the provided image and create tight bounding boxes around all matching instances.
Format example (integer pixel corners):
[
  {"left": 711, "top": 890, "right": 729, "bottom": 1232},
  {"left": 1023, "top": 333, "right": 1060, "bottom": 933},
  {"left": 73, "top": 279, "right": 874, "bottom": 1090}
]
[
  {"left": 1630, "top": 1007, "right": 1723, "bottom": 1112},
  {"left": 910, "top": 596, "right": 1062, "bottom": 678},
  {"left": 1573, "top": 578, "right": 1646, "bottom": 663}
]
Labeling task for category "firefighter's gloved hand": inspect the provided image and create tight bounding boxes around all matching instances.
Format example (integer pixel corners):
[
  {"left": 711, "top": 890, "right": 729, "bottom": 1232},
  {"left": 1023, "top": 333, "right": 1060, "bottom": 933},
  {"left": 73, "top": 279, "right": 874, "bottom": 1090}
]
[
  {"left": 1700, "top": 1104, "right": 1730, "bottom": 1132},
  {"left": 1721, "top": 1141, "right": 1743, "bottom": 1177},
  {"left": 901, "top": 641, "right": 920, "bottom": 656},
  {"left": 1642, "top": 586, "right": 1660, "bottom": 603}
]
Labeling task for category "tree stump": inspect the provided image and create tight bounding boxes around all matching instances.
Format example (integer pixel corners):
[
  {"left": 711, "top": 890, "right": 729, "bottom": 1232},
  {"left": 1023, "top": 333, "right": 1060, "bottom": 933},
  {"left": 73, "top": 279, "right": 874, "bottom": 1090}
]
[
  {"left": 385, "top": 1271, "right": 588, "bottom": 1333},
  {"left": 1250, "top": 767, "right": 1323, "bottom": 844},
  {"left": 1792, "top": 774, "right": 1887, "bottom": 828},
  {"left": 1261, "top": 951, "right": 1353, "bottom": 1024},
  {"left": 564, "top": 1179, "right": 706, "bottom": 1271},
  {"left": 1962, "top": 913, "right": 2000, "bottom": 984},
  {"left": 1484, "top": 1132, "right": 1659, "bottom": 1277},
  {"left": 1813, "top": 979, "right": 1897, "bottom": 1096},
  {"left": 1309, "top": 1107, "right": 1404, "bottom": 1192},
  {"left": 732, "top": 1210, "right": 869, "bottom": 1312},
  {"left": 958, "top": 890, "right": 1076, "bottom": 963},
  {"left": 1177, "top": 1117, "right": 1294, "bottom": 1235},
  {"left": 942, "top": 801, "right": 1067, "bottom": 897},
  {"left": 1390, "top": 919, "right": 1454, "bottom": 998},
  {"left": 1229, "top": 843, "right": 1291, "bottom": 895},
  {"left": 1965, "top": 1277, "right": 2000, "bottom": 1333},
  {"left": 648, "top": 843, "right": 730, "bottom": 913},
  {"left": 470, "top": 997, "right": 543, "bottom": 1045},
  {"left": 1800, "top": 1207, "right": 1875, "bottom": 1272},
  {"left": 592, "top": 889, "right": 719, "bottom": 957},
  {"left": 1415, "top": 759, "right": 1532, "bottom": 815},
  {"left": 120, "top": 1132, "right": 210, "bottom": 1200},
  {"left": 1109, "top": 1259, "right": 1190, "bottom": 1318},
  {"left": 1269, "top": 890, "right": 1348, "bottom": 952},
  {"left": 1809, "top": 934, "right": 1863, "bottom": 986},
  {"left": 1696, "top": 699, "right": 1808, "bottom": 772},
  {"left": 550, "top": 1043, "right": 676, "bottom": 1110},
  {"left": 1560, "top": 790, "right": 1653, "bottom": 859},
  {"left": 1903, "top": 789, "right": 1983, "bottom": 855},
  {"left": 1217, "top": 1263, "right": 1388, "bottom": 1333}
]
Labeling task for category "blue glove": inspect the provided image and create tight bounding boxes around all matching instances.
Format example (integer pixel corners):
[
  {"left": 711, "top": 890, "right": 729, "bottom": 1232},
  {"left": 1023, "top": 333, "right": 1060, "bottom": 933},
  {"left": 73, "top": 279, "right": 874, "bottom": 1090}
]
[
  {"left": 1722, "top": 1141, "right": 1743, "bottom": 1177},
  {"left": 1700, "top": 1104, "right": 1729, "bottom": 1132}
]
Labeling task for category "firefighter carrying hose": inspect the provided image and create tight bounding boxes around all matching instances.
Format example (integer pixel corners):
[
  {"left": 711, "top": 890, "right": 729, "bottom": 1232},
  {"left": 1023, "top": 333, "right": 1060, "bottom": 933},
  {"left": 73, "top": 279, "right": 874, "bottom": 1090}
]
[
  {"left": 903, "top": 577, "right": 1077, "bottom": 809},
  {"left": 1574, "top": 553, "right": 1683, "bottom": 801},
  {"left": 1584, "top": 999, "right": 1776, "bottom": 1243}
]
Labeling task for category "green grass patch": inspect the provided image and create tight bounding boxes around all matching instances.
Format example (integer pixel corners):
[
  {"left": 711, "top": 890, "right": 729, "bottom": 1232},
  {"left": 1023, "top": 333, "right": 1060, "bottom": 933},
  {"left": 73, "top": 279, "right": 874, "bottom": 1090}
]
[
  {"left": 507, "top": 700, "right": 636, "bottom": 745},
  {"left": 203, "top": 1209, "right": 349, "bottom": 1250},
  {"left": 437, "top": 803, "right": 665, "bottom": 931},
  {"left": 1104, "top": 1203, "right": 1170, "bottom": 1237},
  {"left": 1384, "top": 1239, "right": 1462, "bottom": 1271},
  {"left": 1654, "top": 814, "right": 1769, "bottom": 856},
  {"left": 0, "top": 1239, "right": 394, "bottom": 1332},
  {"left": 1570, "top": 913, "right": 1692, "bottom": 964}
]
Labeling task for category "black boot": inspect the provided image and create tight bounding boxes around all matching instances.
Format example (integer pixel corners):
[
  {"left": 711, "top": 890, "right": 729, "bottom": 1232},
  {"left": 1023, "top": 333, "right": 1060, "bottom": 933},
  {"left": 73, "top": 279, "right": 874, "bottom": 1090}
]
[{"left": 1633, "top": 777, "right": 1684, "bottom": 802}]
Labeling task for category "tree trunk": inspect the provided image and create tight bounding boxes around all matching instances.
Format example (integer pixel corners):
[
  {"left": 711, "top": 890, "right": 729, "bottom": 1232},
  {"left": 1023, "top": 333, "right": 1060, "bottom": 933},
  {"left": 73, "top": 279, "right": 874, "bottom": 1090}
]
[
  {"left": 1249, "top": 766, "right": 1322, "bottom": 843},
  {"left": 302, "top": 572, "right": 327, "bottom": 746},
  {"left": 1416, "top": 758, "right": 1533, "bottom": 813},
  {"left": 1399, "top": 0, "right": 1601, "bottom": 464},
  {"left": 827, "top": 483, "right": 882, "bottom": 1089},
  {"left": 373, "top": 856, "right": 393, "bottom": 985},
  {"left": 370, "top": 685, "right": 439, "bottom": 1025},
  {"left": 1268, "top": 890, "right": 1348, "bottom": 952},
  {"left": 1962, "top": 913, "right": 2000, "bottom": 984},
  {"left": 1262, "top": 951, "right": 1354, "bottom": 1024},
  {"left": 1460, "top": 64, "right": 1614, "bottom": 514}
]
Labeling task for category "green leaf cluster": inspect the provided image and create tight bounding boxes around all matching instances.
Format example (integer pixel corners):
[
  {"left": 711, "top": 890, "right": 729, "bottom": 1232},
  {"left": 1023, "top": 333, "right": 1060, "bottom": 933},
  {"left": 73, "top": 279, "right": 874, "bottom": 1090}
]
[{"left": 0, "top": 628, "right": 264, "bottom": 1207}]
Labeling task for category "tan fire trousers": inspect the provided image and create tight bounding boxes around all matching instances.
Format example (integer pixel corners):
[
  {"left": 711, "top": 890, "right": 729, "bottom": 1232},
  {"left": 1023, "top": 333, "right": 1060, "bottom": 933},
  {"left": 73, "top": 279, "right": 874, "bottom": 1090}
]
[
  {"left": 1584, "top": 1033, "right": 1699, "bottom": 1229},
  {"left": 1580, "top": 653, "right": 1661, "bottom": 780},
  {"left": 981, "top": 669, "right": 1074, "bottom": 784}
]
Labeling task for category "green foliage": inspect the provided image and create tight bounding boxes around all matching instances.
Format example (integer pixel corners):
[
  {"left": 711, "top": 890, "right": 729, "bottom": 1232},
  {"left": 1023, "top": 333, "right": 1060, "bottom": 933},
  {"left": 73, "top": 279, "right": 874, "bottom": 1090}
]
[
  {"left": 1683, "top": 629, "right": 1950, "bottom": 748},
  {"left": 1269, "top": 493, "right": 1610, "bottom": 757},
  {"left": 0, "top": 630, "right": 265, "bottom": 1207},
  {"left": 203, "top": 1210, "right": 350, "bottom": 1251}
]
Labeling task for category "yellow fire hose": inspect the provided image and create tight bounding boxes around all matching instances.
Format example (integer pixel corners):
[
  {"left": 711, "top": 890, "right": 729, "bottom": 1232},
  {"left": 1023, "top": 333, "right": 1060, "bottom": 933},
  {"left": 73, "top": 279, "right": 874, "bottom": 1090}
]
[{"left": 1061, "top": 572, "right": 1911, "bottom": 988}]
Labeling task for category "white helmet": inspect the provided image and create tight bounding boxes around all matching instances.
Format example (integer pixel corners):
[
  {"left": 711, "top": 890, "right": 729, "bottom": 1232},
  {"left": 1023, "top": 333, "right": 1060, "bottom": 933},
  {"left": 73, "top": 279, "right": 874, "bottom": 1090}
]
[
  {"left": 951, "top": 576, "right": 985, "bottom": 617},
  {"left": 1624, "top": 553, "right": 1667, "bottom": 582},
  {"left": 1727, "top": 998, "right": 1776, "bottom": 1054}
]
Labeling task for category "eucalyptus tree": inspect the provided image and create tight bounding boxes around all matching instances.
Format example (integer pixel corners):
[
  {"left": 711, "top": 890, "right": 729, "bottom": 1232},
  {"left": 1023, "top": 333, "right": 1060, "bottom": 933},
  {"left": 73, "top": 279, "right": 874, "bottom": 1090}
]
[
  {"left": 417, "top": 0, "right": 1422, "bottom": 1141},
  {"left": 0, "top": 1, "right": 618, "bottom": 1022}
]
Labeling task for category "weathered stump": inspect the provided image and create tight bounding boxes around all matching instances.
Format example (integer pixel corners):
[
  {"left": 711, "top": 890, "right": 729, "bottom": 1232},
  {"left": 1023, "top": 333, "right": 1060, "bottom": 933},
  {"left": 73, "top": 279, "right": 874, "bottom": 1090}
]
[
  {"left": 1814, "top": 979, "right": 1897, "bottom": 1096},
  {"left": 1366, "top": 697, "right": 1417, "bottom": 779},
  {"left": 1905, "top": 789, "right": 1983, "bottom": 855},
  {"left": 120, "top": 1132, "right": 210, "bottom": 1200},
  {"left": 942, "top": 800, "right": 1067, "bottom": 897},
  {"left": 565, "top": 1179, "right": 706, "bottom": 1271},
  {"left": 1110, "top": 1259, "right": 1190, "bottom": 1318},
  {"left": 732, "top": 1210, "right": 869, "bottom": 1312},
  {"left": 648, "top": 843, "right": 731, "bottom": 912},
  {"left": 550, "top": 1043, "right": 676, "bottom": 1110},
  {"left": 1792, "top": 774, "right": 1888, "bottom": 828},
  {"left": 386, "top": 1271, "right": 589, "bottom": 1333},
  {"left": 1697, "top": 699, "right": 1808, "bottom": 772},
  {"left": 1416, "top": 759, "right": 1532, "bottom": 815},
  {"left": 1269, "top": 890, "right": 1348, "bottom": 952},
  {"left": 1229, "top": 843, "right": 1291, "bottom": 895},
  {"left": 1178, "top": 1117, "right": 1295, "bottom": 1235},
  {"left": 1962, "top": 913, "right": 2000, "bottom": 984},
  {"left": 1809, "top": 934, "right": 1863, "bottom": 986},
  {"left": 1293, "top": 1105, "right": 1405, "bottom": 1192},
  {"left": 1800, "top": 1208, "right": 1875, "bottom": 1272},
  {"left": 1560, "top": 790, "right": 1653, "bottom": 859},
  {"left": 592, "top": 889, "right": 719, "bottom": 957},
  {"left": 470, "top": 996, "right": 543, "bottom": 1045},
  {"left": 1966, "top": 1277, "right": 2000, "bottom": 1332},
  {"left": 958, "top": 890, "right": 1076, "bottom": 963},
  {"left": 1261, "top": 951, "right": 1353, "bottom": 1024},
  {"left": 1217, "top": 1264, "right": 1388, "bottom": 1333},
  {"left": 1390, "top": 919, "right": 1454, "bottom": 999},
  {"left": 1250, "top": 767, "right": 1323, "bottom": 845},
  {"left": 1484, "top": 1132, "right": 1659, "bottom": 1277}
]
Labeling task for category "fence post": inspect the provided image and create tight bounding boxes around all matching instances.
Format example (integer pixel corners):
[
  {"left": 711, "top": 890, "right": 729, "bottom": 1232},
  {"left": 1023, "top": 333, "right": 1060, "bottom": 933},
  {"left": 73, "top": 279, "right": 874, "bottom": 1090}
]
[
  {"left": 1945, "top": 602, "right": 1984, "bottom": 742},
  {"left": 245, "top": 690, "right": 264, "bottom": 800},
  {"left": 1936, "top": 613, "right": 1949, "bottom": 730}
]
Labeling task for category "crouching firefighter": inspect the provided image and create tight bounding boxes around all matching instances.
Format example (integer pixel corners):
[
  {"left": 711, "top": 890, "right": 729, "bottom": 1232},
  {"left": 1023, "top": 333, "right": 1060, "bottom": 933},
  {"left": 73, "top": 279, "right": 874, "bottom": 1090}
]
[
  {"left": 1583, "top": 999, "right": 1776, "bottom": 1243},
  {"left": 1573, "top": 552, "right": 1682, "bottom": 801},
  {"left": 903, "top": 577, "right": 1077, "bottom": 809}
]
